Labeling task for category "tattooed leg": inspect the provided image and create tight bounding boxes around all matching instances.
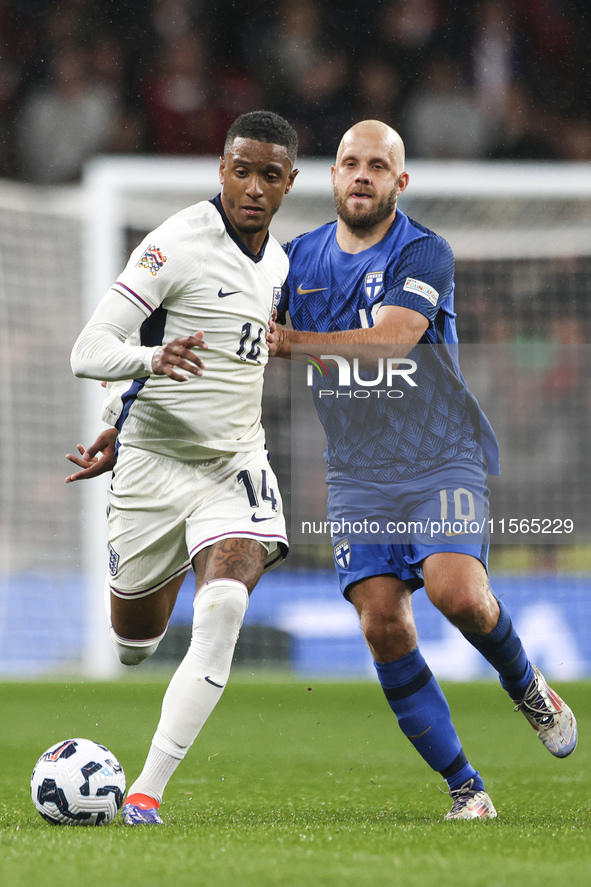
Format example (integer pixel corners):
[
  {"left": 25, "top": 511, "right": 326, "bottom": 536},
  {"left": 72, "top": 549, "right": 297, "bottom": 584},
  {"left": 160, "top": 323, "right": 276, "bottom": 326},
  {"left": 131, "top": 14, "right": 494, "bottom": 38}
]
[{"left": 192, "top": 537, "right": 267, "bottom": 595}]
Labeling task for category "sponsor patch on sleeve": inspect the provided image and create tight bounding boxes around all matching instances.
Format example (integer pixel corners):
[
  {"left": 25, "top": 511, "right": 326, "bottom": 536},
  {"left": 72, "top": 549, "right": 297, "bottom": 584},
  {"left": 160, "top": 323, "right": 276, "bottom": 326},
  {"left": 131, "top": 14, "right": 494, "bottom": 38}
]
[
  {"left": 137, "top": 244, "right": 167, "bottom": 277},
  {"left": 403, "top": 277, "right": 439, "bottom": 306}
]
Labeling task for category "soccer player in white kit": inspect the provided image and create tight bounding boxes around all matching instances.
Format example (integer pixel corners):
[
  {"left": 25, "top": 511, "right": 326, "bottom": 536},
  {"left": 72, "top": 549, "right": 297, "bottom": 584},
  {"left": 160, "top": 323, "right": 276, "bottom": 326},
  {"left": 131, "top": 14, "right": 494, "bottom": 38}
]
[{"left": 69, "top": 111, "right": 299, "bottom": 825}]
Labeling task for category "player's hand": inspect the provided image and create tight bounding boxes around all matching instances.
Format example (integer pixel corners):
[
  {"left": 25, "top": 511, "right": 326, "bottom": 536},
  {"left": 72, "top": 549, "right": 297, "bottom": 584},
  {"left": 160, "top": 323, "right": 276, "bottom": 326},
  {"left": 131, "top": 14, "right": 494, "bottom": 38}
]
[
  {"left": 151, "top": 331, "right": 208, "bottom": 381},
  {"left": 266, "top": 319, "right": 287, "bottom": 357},
  {"left": 65, "top": 427, "right": 118, "bottom": 483}
]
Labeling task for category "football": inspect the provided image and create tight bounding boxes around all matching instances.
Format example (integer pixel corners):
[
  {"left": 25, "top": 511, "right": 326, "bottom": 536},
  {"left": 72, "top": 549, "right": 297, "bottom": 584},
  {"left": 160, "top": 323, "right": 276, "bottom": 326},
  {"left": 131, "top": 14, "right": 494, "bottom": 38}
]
[{"left": 31, "top": 738, "right": 126, "bottom": 826}]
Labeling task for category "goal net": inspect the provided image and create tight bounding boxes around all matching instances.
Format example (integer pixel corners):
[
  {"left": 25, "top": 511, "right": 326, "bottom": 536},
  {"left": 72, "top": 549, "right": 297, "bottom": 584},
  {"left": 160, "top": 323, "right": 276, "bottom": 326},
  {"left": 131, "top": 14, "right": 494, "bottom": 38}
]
[{"left": 2, "top": 157, "right": 591, "bottom": 678}]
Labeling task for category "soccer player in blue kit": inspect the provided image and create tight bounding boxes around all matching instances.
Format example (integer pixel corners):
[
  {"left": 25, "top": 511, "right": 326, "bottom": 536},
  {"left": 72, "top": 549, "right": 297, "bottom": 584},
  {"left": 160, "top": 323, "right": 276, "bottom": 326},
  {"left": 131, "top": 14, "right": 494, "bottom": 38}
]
[{"left": 268, "top": 119, "right": 577, "bottom": 819}]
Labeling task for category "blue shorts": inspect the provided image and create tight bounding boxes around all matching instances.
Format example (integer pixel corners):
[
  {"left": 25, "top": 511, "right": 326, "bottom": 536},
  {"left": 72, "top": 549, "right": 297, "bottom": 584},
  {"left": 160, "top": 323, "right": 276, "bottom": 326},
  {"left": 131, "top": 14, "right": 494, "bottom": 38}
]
[{"left": 328, "top": 461, "right": 490, "bottom": 596}]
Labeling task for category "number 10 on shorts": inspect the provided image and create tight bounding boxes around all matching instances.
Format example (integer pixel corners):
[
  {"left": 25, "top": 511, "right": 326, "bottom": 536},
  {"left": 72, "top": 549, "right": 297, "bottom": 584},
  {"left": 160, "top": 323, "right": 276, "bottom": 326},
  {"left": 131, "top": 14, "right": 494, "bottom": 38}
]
[{"left": 439, "top": 488, "right": 477, "bottom": 522}]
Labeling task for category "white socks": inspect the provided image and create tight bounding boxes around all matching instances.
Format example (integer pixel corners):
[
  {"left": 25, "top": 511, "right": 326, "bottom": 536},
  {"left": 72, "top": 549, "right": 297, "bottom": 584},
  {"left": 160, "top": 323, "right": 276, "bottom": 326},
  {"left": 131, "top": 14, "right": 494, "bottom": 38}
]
[
  {"left": 127, "top": 578, "right": 249, "bottom": 803},
  {"left": 107, "top": 573, "right": 168, "bottom": 667},
  {"left": 110, "top": 626, "right": 167, "bottom": 666}
]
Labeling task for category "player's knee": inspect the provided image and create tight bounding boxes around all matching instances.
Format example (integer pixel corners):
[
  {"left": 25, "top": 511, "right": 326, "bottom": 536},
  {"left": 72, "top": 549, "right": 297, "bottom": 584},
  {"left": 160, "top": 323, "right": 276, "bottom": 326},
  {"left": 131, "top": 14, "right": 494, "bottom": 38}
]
[
  {"left": 425, "top": 554, "right": 494, "bottom": 628},
  {"left": 192, "top": 579, "right": 249, "bottom": 640},
  {"left": 361, "top": 611, "right": 416, "bottom": 660},
  {"left": 109, "top": 625, "right": 166, "bottom": 666},
  {"left": 433, "top": 586, "right": 495, "bottom": 633}
]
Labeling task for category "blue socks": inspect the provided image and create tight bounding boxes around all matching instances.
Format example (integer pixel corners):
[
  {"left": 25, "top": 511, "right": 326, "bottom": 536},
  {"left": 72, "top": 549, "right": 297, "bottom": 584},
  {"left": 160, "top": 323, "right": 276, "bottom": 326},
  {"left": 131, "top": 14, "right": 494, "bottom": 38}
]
[
  {"left": 375, "top": 600, "right": 532, "bottom": 794},
  {"left": 375, "top": 648, "right": 484, "bottom": 793},
  {"left": 461, "top": 599, "right": 534, "bottom": 700}
]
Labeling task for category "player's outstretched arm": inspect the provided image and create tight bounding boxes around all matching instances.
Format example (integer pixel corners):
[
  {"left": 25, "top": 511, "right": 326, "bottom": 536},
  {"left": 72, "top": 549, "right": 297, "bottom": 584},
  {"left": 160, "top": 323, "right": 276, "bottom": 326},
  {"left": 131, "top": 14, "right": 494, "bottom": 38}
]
[
  {"left": 267, "top": 305, "right": 429, "bottom": 359},
  {"left": 65, "top": 427, "right": 118, "bottom": 483},
  {"left": 266, "top": 319, "right": 290, "bottom": 358}
]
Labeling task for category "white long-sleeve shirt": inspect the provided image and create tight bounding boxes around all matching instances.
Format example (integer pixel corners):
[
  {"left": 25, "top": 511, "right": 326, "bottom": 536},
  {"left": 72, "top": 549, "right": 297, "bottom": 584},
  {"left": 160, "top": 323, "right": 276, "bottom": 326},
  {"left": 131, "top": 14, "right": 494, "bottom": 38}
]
[{"left": 71, "top": 198, "right": 288, "bottom": 461}]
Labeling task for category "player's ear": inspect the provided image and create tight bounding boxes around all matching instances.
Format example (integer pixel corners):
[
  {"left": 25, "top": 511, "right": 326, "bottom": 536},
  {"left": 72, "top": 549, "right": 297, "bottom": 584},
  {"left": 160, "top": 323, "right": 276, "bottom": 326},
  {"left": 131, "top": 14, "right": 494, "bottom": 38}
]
[
  {"left": 219, "top": 155, "right": 225, "bottom": 184},
  {"left": 285, "top": 168, "right": 299, "bottom": 194},
  {"left": 397, "top": 171, "right": 409, "bottom": 195}
]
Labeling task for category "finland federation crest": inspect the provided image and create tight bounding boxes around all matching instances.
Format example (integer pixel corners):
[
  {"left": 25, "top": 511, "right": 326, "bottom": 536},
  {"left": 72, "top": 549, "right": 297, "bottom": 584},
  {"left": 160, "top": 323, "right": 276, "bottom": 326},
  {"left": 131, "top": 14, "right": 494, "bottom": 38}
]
[
  {"left": 364, "top": 271, "right": 384, "bottom": 301},
  {"left": 108, "top": 544, "right": 120, "bottom": 576},
  {"left": 333, "top": 538, "right": 351, "bottom": 570}
]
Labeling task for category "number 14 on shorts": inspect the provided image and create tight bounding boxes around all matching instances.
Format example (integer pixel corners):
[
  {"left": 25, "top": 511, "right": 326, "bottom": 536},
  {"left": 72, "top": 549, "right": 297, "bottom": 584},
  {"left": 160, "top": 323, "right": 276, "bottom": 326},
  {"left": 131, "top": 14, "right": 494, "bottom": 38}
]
[{"left": 237, "top": 468, "right": 278, "bottom": 512}]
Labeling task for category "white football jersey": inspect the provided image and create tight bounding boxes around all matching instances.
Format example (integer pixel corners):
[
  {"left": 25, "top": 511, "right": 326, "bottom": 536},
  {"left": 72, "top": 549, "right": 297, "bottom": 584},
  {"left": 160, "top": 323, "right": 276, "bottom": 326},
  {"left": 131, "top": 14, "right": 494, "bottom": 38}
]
[{"left": 110, "top": 197, "right": 288, "bottom": 460}]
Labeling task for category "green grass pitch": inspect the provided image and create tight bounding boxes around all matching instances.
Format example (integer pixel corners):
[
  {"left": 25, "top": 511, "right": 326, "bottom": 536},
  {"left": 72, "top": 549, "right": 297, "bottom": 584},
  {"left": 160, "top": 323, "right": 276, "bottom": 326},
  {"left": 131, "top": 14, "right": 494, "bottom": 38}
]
[{"left": 1, "top": 678, "right": 589, "bottom": 887}]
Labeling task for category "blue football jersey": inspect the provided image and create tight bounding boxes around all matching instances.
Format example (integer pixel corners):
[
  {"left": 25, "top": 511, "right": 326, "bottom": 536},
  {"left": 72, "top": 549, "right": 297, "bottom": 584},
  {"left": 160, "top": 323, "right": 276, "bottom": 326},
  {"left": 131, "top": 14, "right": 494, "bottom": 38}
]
[{"left": 279, "top": 211, "right": 499, "bottom": 482}]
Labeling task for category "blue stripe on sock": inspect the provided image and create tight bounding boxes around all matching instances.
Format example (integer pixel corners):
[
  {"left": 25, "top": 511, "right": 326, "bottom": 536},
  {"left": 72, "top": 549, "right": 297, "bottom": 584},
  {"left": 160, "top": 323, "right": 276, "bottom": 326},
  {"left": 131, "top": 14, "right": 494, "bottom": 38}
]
[
  {"left": 375, "top": 649, "right": 479, "bottom": 781},
  {"left": 440, "top": 750, "right": 469, "bottom": 781},
  {"left": 462, "top": 599, "right": 534, "bottom": 700},
  {"left": 446, "top": 761, "right": 485, "bottom": 793},
  {"left": 382, "top": 663, "right": 432, "bottom": 701}
]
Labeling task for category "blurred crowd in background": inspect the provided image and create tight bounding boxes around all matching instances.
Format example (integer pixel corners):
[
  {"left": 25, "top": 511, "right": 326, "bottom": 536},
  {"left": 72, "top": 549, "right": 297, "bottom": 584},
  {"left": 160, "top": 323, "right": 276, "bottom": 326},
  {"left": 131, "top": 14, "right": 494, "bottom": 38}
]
[
  {"left": 1, "top": 0, "right": 590, "bottom": 184},
  {"left": 2, "top": 0, "right": 591, "bottom": 587}
]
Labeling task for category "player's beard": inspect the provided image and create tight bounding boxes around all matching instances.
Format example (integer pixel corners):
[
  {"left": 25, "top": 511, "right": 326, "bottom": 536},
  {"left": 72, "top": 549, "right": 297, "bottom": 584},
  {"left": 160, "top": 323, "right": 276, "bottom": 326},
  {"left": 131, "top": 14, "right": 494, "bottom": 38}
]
[{"left": 333, "top": 184, "right": 398, "bottom": 230}]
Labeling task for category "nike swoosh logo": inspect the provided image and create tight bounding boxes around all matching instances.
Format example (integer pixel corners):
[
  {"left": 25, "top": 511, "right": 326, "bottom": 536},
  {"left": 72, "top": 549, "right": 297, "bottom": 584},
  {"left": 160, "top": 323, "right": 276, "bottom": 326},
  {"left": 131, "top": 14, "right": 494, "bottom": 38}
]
[
  {"left": 251, "top": 514, "right": 274, "bottom": 523},
  {"left": 218, "top": 288, "right": 240, "bottom": 298},
  {"left": 297, "top": 285, "right": 328, "bottom": 295},
  {"left": 204, "top": 676, "right": 224, "bottom": 688},
  {"left": 407, "top": 726, "right": 432, "bottom": 739},
  {"left": 445, "top": 531, "right": 469, "bottom": 537}
]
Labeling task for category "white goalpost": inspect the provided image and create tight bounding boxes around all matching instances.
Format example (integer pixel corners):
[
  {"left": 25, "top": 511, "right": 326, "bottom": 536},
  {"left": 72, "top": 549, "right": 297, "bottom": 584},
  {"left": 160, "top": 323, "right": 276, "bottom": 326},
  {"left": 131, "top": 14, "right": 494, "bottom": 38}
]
[
  {"left": 79, "top": 156, "right": 341, "bottom": 677},
  {"left": 2, "top": 157, "right": 591, "bottom": 677},
  {"left": 79, "top": 156, "right": 591, "bottom": 677}
]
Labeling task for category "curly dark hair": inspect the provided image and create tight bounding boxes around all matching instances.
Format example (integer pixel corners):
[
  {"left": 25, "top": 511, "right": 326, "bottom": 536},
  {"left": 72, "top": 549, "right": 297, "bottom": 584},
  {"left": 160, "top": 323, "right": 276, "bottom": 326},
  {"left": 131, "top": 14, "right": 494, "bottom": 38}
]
[{"left": 224, "top": 111, "right": 298, "bottom": 165}]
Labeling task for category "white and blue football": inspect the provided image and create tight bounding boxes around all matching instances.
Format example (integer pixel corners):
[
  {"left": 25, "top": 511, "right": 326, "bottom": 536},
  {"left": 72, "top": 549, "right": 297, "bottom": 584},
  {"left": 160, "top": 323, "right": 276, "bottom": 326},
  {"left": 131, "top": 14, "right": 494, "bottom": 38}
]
[{"left": 31, "top": 738, "right": 126, "bottom": 826}]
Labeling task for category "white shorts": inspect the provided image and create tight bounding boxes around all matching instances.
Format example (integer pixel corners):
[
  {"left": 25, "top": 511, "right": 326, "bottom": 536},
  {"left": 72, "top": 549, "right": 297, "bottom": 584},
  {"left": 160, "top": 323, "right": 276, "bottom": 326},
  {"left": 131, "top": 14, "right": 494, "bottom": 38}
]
[{"left": 106, "top": 446, "right": 288, "bottom": 599}]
